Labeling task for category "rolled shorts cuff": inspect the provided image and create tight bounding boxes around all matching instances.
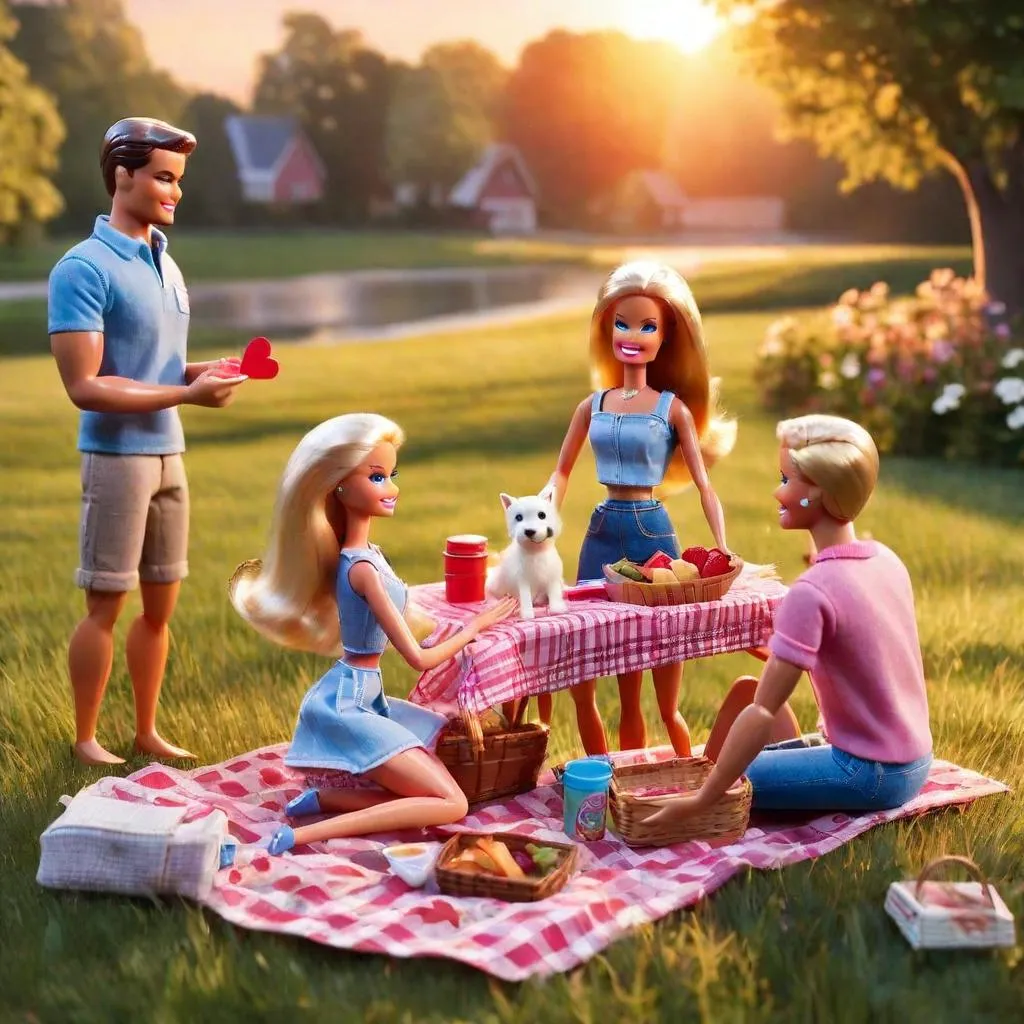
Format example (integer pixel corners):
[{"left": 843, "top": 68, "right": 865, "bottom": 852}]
[
  {"left": 75, "top": 567, "right": 140, "bottom": 592},
  {"left": 139, "top": 560, "right": 189, "bottom": 584}
]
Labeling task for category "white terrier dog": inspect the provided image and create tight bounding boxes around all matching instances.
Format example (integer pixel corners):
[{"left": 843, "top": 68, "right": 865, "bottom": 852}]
[{"left": 486, "top": 486, "right": 567, "bottom": 619}]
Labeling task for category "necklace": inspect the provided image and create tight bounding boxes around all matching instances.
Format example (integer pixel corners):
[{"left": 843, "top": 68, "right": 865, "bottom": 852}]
[{"left": 622, "top": 387, "right": 640, "bottom": 400}]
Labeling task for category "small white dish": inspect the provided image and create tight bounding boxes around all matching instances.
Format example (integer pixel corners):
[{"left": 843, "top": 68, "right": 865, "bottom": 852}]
[{"left": 383, "top": 842, "right": 441, "bottom": 888}]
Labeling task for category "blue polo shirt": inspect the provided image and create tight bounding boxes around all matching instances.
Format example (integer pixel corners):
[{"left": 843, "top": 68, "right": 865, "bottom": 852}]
[{"left": 48, "top": 215, "right": 190, "bottom": 455}]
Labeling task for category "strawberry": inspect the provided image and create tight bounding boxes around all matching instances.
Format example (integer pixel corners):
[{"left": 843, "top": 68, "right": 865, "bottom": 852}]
[
  {"left": 700, "top": 550, "right": 732, "bottom": 578},
  {"left": 681, "top": 546, "right": 709, "bottom": 571},
  {"left": 643, "top": 551, "right": 675, "bottom": 571}
]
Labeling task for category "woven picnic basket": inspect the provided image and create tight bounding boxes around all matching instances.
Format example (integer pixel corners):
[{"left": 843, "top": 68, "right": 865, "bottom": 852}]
[
  {"left": 603, "top": 557, "right": 743, "bottom": 607},
  {"left": 435, "top": 831, "right": 578, "bottom": 902},
  {"left": 436, "top": 699, "right": 549, "bottom": 805},
  {"left": 609, "top": 756, "right": 752, "bottom": 847}
]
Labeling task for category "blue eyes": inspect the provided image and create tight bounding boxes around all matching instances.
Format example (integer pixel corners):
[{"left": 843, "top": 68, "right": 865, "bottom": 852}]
[
  {"left": 780, "top": 473, "right": 789, "bottom": 484},
  {"left": 370, "top": 471, "right": 398, "bottom": 484},
  {"left": 640, "top": 323, "right": 656, "bottom": 333},
  {"left": 614, "top": 320, "right": 628, "bottom": 331},
  {"left": 614, "top": 320, "right": 656, "bottom": 333}
]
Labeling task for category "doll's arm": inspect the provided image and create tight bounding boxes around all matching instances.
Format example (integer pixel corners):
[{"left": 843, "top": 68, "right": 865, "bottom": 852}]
[
  {"left": 350, "top": 562, "right": 515, "bottom": 672},
  {"left": 547, "top": 397, "right": 592, "bottom": 509},
  {"left": 670, "top": 398, "right": 728, "bottom": 552},
  {"left": 52, "top": 332, "right": 246, "bottom": 412}
]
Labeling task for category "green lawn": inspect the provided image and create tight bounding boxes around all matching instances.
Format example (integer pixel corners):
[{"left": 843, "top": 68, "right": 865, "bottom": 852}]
[{"left": 1, "top": 276, "right": 1022, "bottom": 1021}]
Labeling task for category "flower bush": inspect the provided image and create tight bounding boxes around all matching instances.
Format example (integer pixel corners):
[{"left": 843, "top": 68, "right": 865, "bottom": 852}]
[{"left": 755, "top": 270, "right": 1024, "bottom": 466}]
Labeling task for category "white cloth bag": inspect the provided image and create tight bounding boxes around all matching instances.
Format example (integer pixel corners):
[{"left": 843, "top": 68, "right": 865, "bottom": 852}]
[{"left": 37, "top": 790, "right": 229, "bottom": 900}]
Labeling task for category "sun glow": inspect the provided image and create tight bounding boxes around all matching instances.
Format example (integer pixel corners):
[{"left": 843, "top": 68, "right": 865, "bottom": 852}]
[{"left": 624, "top": 0, "right": 724, "bottom": 55}]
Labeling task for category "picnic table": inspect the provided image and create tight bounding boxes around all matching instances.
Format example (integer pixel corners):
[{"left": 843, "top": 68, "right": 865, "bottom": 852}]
[{"left": 407, "top": 566, "right": 788, "bottom": 720}]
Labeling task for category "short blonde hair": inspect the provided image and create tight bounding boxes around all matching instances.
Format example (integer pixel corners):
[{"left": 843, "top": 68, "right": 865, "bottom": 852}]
[
  {"left": 589, "top": 261, "right": 736, "bottom": 496},
  {"left": 777, "top": 414, "right": 879, "bottom": 521},
  {"left": 230, "top": 413, "right": 404, "bottom": 655}
]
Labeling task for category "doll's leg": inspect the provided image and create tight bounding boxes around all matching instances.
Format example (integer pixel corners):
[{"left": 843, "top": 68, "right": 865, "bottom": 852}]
[
  {"left": 536, "top": 692, "right": 553, "bottom": 726},
  {"left": 68, "top": 590, "right": 129, "bottom": 765},
  {"left": 616, "top": 670, "right": 647, "bottom": 750},
  {"left": 286, "top": 748, "right": 468, "bottom": 845},
  {"left": 569, "top": 679, "right": 608, "bottom": 755},
  {"left": 704, "top": 675, "right": 801, "bottom": 763},
  {"left": 318, "top": 789, "right": 398, "bottom": 813},
  {"left": 130, "top": 580, "right": 195, "bottom": 759},
  {"left": 651, "top": 662, "right": 691, "bottom": 757}
]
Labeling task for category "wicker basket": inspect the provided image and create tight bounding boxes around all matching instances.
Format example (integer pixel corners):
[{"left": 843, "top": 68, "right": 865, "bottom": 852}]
[
  {"left": 603, "top": 557, "right": 743, "bottom": 606},
  {"left": 608, "top": 757, "right": 752, "bottom": 848},
  {"left": 436, "top": 699, "right": 549, "bottom": 805},
  {"left": 435, "top": 831, "right": 578, "bottom": 902}
]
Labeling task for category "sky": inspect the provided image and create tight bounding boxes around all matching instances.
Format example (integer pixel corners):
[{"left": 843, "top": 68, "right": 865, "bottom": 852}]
[{"left": 124, "top": 0, "right": 725, "bottom": 103}]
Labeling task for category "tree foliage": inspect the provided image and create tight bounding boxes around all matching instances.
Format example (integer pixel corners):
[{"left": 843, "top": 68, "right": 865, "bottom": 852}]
[
  {"left": 0, "top": 1, "right": 64, "bottom": 242},
  {"left": 254, "top": 15, "right": 394, "bottom": 222},
  {"left": 177, "top": 92, "right": 245, "bottom": 228}
]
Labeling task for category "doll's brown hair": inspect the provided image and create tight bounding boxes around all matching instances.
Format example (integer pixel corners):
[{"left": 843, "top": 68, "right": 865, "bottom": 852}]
[{"left": 100, "top": 118, "right": 197, "bottom": 197}]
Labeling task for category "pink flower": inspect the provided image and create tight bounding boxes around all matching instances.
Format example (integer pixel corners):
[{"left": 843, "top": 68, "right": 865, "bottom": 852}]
[{"left": 995, "top": 323, "right": 1012, "bottom": 340}]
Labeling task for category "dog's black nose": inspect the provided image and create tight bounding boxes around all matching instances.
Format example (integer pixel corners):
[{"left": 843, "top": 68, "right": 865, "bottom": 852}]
[{"left": 524, "top": 528, "right": 536, "bottom": 538}]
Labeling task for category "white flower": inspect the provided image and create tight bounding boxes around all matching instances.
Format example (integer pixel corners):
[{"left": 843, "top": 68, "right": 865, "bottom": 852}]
[
  {"left": 818, "top": 371, "right": 838, "bottom": 390},
  {"left": 941, "top": 383, "right": 966, "bottom": 402},
  {"left": 1007, "top": 405, "right": 1024, "bottom": 431},
  {"left": 1002, "top": 348, "right": 1024, "bottom": 369},
  {"left": 760, "top": 337, "right": 784, "bottom": 357},
  {"left": 831, "top": 305, "right": 855, "bottom": 327},
  {"left": 932, "top": 396, "right": 954, "bottom": 415},
  {"left": 994, "top": 377, "right": 1024, "bottom": 405},
  {"left": 839, "top": 353, "right": 861, "bottom": 379}
]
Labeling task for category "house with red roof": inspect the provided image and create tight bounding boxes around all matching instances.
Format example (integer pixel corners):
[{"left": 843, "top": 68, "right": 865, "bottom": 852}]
[
  {"left": 448, "top": 144, "right": 538, "bottom": 234},
  {"left": 225, "top": 116, "right": 326, "bottom": 205}
]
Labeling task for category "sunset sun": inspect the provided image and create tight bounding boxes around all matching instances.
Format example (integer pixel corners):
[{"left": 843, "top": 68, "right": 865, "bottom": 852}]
[{"left": 624, "top": 0, "right": 724, "bottom": 54}]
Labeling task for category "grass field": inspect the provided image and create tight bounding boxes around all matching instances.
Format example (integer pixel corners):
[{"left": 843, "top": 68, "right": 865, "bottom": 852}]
[{"left": 1, "top": 260, "right": 1022, "bottom": 1022}]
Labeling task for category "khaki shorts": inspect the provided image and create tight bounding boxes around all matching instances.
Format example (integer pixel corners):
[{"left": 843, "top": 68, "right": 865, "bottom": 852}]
[{"left": 77, "top": 453, "right": 190, "bottom": 592}]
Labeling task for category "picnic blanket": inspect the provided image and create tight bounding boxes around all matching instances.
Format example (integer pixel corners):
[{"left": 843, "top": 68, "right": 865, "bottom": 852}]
[
  {"left": 80, "top": 744, "right": 1007, "bottom": 981},
  {"left": 409, "top": 568, "right": 787, "bottom": 714}
]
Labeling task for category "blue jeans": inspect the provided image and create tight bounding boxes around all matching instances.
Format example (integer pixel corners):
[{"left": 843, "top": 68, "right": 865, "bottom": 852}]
[
  {"left": 746, "top": 744, "right": 932, "bottom": 812},
  {"left": 576, "top": 499, "right": 681, "bottom": 582}
]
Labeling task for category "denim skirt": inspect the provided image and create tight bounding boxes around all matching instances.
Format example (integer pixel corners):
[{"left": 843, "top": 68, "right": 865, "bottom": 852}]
[
  {"left": 576, "top": 499, "right": 681, "bottom": 583},
  {"left": 284, "top": 661, "right": 448, "bottom": 775}
]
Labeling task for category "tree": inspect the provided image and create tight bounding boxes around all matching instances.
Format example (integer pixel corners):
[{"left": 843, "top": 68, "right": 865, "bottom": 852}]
[
  {"left": 176, "top": 92, "right": 245, "bottom": 228},
  {"left": 501, "top": 31, "right": 689, "bottom": 227},
  {"left": 11, "top": 0, "right": 188, "bottom": 229},
  {"left": 714, "top": 1, "right": 1024, "bottom": 309},
  {"left": 254, "top": 15, "right": 394, "bottom": 222},
  {"left": 0, "top": 1, "right": 64, "bottom": 243},
  {"left": 385, "top": 41, "right": 507, "bottom": 204}
]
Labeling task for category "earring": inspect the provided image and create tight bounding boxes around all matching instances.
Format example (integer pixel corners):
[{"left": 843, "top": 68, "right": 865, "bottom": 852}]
[
  {"left": 335, "top": 485, "right": 344, "bottom": 495},
  {"left": 799, "top": 498, "right": 811, "bottom": 507}
]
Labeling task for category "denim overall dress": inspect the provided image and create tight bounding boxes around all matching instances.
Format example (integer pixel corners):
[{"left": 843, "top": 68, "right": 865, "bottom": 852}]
[
  {"left": 283, "top": 545, "right": 447, "bottom": 776},
  {"left": 576, "top": 389, "right": 682, "bottom": 582}
]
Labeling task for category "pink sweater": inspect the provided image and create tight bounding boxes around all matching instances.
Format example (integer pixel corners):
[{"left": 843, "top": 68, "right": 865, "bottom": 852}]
[{"left": 768, "top": 540, "right": 932, "bottom": 763}]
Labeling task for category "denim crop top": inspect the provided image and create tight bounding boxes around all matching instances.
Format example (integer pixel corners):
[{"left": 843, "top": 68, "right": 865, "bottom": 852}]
[
  {"left": 589, "top": 389, "right": 677, "bottom": 488},
  {"left": 336, "top": 546, "right": 408, "bottom": 655}
]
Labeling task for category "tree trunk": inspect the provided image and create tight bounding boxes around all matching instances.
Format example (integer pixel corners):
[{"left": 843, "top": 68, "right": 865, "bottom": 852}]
[{"left": 943, "top": 148, "right": 1024, "bottom": 313}]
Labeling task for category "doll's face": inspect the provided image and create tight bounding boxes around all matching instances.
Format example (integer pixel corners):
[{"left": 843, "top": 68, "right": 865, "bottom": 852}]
[
  {"left": 774, "top": 448, "right": 820, "bottom": 531},
  {"left": 339, "top": 442, "right": 400, "bottom": 518},
  {"left": 610, "top": 294, "right": 665, "bottom": 365},
  {"left": 115, "top": 148, "right": 187, "bottom": 227}
]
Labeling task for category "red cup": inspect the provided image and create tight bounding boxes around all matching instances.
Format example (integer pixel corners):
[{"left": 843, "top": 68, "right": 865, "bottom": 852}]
[
  {"left": 445, "top": 572, "right": 486, "bottom": 603},
  {"left": 445, "top": 534, "right": 488, "bottom": 556},
  {"left": 443, "top": 551, "right": 488, "bottom": 576}
]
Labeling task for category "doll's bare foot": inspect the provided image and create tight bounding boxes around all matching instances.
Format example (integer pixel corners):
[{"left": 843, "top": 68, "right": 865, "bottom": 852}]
[
  {"left": 72, "top": 739, "right": 126, "bottom": 766},
  {"left": 133, "top": 732, "right": 196, "bottom": 760}
]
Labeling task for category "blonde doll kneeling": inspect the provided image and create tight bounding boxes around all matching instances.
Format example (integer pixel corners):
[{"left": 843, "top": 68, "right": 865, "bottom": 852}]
[{"left": 230, "top": 413, "right": 515, "bottom": 854}]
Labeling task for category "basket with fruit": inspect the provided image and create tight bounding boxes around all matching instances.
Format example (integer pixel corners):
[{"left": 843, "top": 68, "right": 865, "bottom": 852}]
[
  {"left": 435, "top": 832, "right": 578, "bottom": 901},
  {"left": 603, "top": 546, "right": 743, "bottom": 606}
]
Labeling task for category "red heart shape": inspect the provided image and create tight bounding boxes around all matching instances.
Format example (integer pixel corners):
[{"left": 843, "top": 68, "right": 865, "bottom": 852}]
[{"left": 240, "top": 337, "right": 280, "bottom": 380}]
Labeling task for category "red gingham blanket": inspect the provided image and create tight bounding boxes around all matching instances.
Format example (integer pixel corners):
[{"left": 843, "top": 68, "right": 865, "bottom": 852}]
[
  {"left": 82, "top": 745, "right": 1006, "bottom": 981},
  {"left": 408, "top": 570, "right": 787, "bottom": 714}
]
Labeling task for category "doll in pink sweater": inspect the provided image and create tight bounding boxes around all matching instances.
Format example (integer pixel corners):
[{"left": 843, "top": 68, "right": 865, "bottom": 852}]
[{"left": 649, "top": 414, "right": 932, "bottom": 821}]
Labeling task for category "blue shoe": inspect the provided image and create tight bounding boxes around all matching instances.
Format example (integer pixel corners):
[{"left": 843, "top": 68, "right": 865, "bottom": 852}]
[
  {"left": 285, "top": 788, "right": 321, "bottom": 817},
  {"left": 267, "top": 825, "right": 295, "bottom": 856}
]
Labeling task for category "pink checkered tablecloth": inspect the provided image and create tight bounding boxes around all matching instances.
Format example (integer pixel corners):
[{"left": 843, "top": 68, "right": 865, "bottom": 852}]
[
  {"left": 408, "top": 569, "right": 787, "bottom": 714},
  {"left": 77, "top": 745, "right": 1008, "bottom": 981}
]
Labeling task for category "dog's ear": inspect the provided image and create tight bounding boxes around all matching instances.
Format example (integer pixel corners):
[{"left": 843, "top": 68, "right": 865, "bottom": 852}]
[
  {"left": 538, "top": 483, "right": 556, "bottom": 505},
  {"left": 499, "top": 492, "right": 514, "bottom": 510}
]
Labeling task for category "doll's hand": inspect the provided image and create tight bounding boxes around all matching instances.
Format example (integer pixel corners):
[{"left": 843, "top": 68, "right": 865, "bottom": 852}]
[
  {"left": 185, "top": 367, "right": 247, "bottom": 407},
  {"left": 642, "top": 791, "right": 708, "bottom": 829},
  {"left": 468, "top": 596, "right": 518, "bottom": 636},
  {"left": 209, "top": 357, "right": 243, "bottom": 378}
]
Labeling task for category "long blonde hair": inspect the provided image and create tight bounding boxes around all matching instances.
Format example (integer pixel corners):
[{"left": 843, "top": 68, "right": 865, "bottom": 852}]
[
  {"left": 229, "top": 413, "right": 405, "bottom": 656},
  {"left": 777, "top": 414, "right": 879, "bottom": 522},
  {"left": 589, "top": 261, "right": 736, "bottom": 496}
]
